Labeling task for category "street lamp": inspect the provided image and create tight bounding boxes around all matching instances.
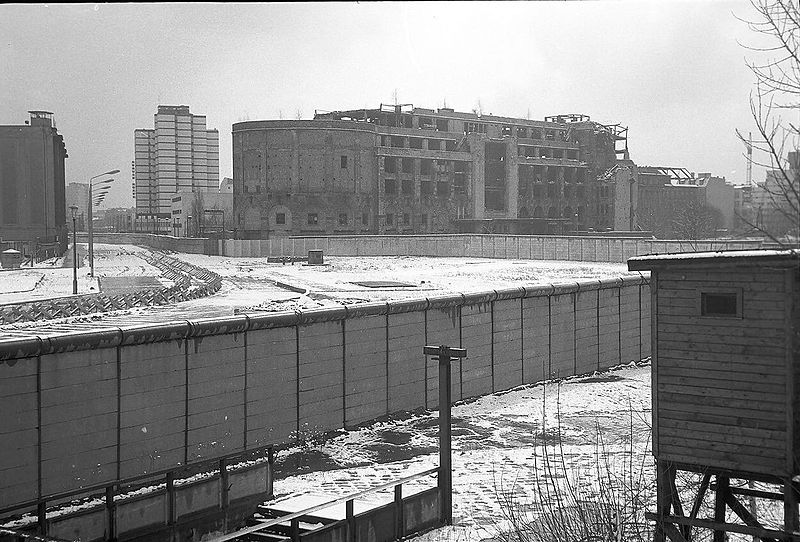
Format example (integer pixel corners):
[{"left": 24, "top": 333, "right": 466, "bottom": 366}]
[
  {"left": 88, "top": 169, "right": 119, "bottom": 277},
  {"left": 69, "top": 205, "right": 78, "bottom": 294}
]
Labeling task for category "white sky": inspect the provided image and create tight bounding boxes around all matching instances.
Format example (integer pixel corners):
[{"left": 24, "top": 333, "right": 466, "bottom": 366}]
[{"left": 0, "top": 1, "right": 774, "bottom": 209}]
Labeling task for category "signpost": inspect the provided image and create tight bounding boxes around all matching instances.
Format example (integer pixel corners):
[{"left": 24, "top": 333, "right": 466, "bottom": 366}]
[{"left": 423, "top": 344, "right": 467, "bottom": 525}]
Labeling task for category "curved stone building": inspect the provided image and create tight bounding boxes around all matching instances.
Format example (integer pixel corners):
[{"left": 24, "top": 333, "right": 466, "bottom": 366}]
[{"left": 232, "top": 105, "right": 633, "bottom": 238}]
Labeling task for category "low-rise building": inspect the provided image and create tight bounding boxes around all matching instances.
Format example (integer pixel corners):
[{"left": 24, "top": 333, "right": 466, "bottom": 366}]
[{"left": 636, "top": 166, "right": 734, "bottom": 239}]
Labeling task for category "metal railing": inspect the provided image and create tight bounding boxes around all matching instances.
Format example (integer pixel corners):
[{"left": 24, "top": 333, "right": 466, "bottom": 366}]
[
  {"left": 209, "top": 466, "right": 442, "bottom": 542},
  {"left": 0, "top": 444, "right": 274, "bottom": 539}
]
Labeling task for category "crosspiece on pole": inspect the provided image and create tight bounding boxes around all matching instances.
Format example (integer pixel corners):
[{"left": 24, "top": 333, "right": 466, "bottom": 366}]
[{"left": 423, "top": 345, "right": 467, "bottom": 361}]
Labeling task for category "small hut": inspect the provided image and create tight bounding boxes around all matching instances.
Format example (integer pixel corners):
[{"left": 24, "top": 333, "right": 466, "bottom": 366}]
[
  {"left": 628, "top": 249, "right": 800, "bottom": 542},
  {"left": 0, "top": 249, "right": 23, "bottom": 269}
]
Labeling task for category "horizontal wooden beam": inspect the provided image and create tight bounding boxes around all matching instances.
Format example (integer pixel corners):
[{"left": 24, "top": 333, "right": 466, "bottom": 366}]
[
  {"left": 646, "top": 513, "right": 800, "bottom": 542},
  {"left": 710, "top": 483, "right": 785, "bottom": 501}
]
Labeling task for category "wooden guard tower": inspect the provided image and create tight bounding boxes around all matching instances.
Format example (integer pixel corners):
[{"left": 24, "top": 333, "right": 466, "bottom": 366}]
[{"left": 628, "top": 250, "right": 800, "bottom": 542}]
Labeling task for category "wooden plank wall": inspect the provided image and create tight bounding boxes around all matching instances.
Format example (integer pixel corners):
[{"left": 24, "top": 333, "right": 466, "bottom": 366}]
[
  {"left": 655, "top": 267, "right": 790, "bottom": 476},
  {"left": 0, "top": 276, "right": 650, "bottom": 511}
]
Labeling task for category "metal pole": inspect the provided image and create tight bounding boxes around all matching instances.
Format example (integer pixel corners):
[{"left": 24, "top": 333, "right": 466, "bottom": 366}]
[
  {"left": 72, "top": 216, "right": 78, "bottom": 295},
  {"left": 438, "top": 347, "right": 452, "bottom": 525},
  {"left": 88, "top": 181, "right": 94, "bottom": 278},
  {"left": 423, "top": 344, "right": 466, "bottom": 527}
]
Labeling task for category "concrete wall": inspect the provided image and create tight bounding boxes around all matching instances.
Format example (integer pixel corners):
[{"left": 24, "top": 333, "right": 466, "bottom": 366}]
[
  {"left": 222, "top": 234, "right": 762, "bottom": 262},
  {"left": 0, "top": 276, "right": 650, "bottom": 514},
  {"left": 76, "top": 232, "right": 216, "bottom": 255}
]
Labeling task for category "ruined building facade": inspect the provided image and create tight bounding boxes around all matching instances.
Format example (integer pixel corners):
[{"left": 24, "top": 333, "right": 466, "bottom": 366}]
[{"left": 232, "top": 105, "right": 633, "bottom": 238}]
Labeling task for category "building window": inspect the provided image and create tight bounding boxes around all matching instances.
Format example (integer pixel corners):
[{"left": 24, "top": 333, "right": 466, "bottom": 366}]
[
  {"left": 420, "top": 159, "right": 432, "bottom": 176},
  {"left": 341, "top": 156, "right": 348, "bottom": 168},
  {"left": 402, "top": 179, "right": 414, "bottom": 195},
  {"left": 384, "top": 157, "right": 397, "bottom": 173},
  {"left": 385, "top": 179, "right": 397, "bottom": 194},
  {"left": 421, "top": 181, "right": 433, "bottom": 195},
  {"left": 338, "top": 213, "right": 348, "bottom": 225},
  {"left": 307, "top": 213, "right": 318, "bottom": 225},
  {"left": 427, "top": 139, "right": 440, "bottom": 151},
  {"left": 422, "top": 214, "right": 428, "bottom": 226},
  {"left": 386, "top": 213, "right": 394, "bottom": 226},
  {"left": 402, "top": 158, "right": 413, "bottom": 174},
  {"left": 362, "top": 212, "right": 369, "bottom": 226},
  {"left": 403, "top": 213, "right": 410, "bottom": 225},
  {"left": 437, "top": 181, "right": 449, "bottom": 197},
  {"left": 700, "top": 290, "right": 741, "bottom": 318},
  {"left": 276, "top": 212, "right": 286, "bottom": 225}
]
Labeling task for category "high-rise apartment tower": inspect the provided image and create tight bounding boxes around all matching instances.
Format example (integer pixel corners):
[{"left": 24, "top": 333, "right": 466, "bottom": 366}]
[{"left": 134, "top": 105, "right": 219, "bottom": 221}]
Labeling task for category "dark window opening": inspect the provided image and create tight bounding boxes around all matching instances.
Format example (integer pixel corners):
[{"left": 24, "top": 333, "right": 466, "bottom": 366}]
[
  {"left": 403, "top": 213, "right": 410, "bottom": 225},
  {"left": 446, "top": 140, "right": 456, "bottom": 151},
  {"left": 701, "top": 292, "right": 739, "bottom": 317},
  {"left": 402, "top": 179, "right": 414, "bottom": 195},
  {"left": 340, "top": 155, "right": 348, "bottom": 168},
  {"left": 421, "top": 181, "right": 433, "bottom": 195},
  {"left": 386, "top": 213, "right": 394, "bottom": 225},
  {"left": 402, "top": 158, "right": 413, "bottom": 174},
  {"left": 385, "top": 179, "right": 397, "bottom": 194},
  {"left": 276, "top": 212, "right": 286, "bottom": 225},
  {"left": 307, "top": 213, "right": 318, "bottom": 225},
  {"left": 338, "top": 213, "right": 348, "bottom": 225},
  {"left": 517, "top": 127, "right": 528, "bottom": 138},
  {"left": 421, "top": 159, "right": 432, "bottom": 176},
  {"left": 384, "top": 157, "right": 397, "bottom": 173},
  {"left": 501, "top": 126, "right": 513, "bottom": 136},
  {"left": 391, "top": 136, "right": 404, "bottom": 148},
  {"left": 362, "top": 212, "right": 369, "bottom": 226},
  {"left": 428, "top": 139, "right": 441, "bottom": 151},
  {"left": 409, "top": 138, "right": 423, "bottom": 149},
  {"left": 437, "top": 181, "right": 449, "bottom": 197},
  {"left": 436, "top": 119, "right": 449, "bottom": 132}
]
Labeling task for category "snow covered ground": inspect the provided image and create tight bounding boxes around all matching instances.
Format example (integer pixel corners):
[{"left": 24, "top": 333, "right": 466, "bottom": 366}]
[
  {"left": 270, "top": 362, "right": 652, "bottom": 540},
  {"left": 172, "top": 253, "right": 639, "bottom": 314},
  {"left": 0, "top": 249, "right": 639, "bottom": 330},
  {"left": 0, "top": 244, "right": 161, "bottom": 304},
  {"left": 0, "top": 247, "right": 654, "bottom": 538}
]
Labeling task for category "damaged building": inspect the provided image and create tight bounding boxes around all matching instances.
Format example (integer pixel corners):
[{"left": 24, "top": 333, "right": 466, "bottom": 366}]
[{"left": 231, "top": 105, "right": 635, "bottom": 238}]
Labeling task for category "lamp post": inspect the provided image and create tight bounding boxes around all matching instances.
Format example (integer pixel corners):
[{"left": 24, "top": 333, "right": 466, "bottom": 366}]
[
  {"left": 88, "top": 169, "right": 119, "bottom": 277},
  {"left": 70, "top": 205, "right": 78, "bottom": 294}
]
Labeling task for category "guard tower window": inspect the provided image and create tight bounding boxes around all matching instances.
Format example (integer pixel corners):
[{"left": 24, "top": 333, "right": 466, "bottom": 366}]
[{"left": 700, "top": 291, "right": 741, "bottom": 317}]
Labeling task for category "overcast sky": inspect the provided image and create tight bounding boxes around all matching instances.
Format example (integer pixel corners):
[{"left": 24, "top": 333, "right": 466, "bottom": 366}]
[{"left": 0, "top": 1, "right": 772, "bottom": 209}]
